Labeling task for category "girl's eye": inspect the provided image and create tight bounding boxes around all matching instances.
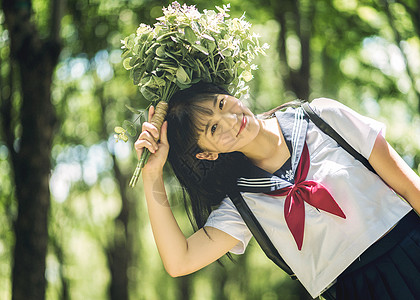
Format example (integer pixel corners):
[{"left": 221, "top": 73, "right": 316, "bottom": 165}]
[
  {"left": 219, "top": 98, "right": 225, "bottom": 110},
  {"left": 211, "top": 124, "right": 217, "bottom": 135}
]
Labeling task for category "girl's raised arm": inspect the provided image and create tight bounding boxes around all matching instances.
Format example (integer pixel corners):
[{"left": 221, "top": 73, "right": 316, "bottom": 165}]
[
  {"left": 369, "top": 134, "right": 420, "bottom": 214},
  {"left": 136, "top": 107, "right": 239, "bottom": 277}
]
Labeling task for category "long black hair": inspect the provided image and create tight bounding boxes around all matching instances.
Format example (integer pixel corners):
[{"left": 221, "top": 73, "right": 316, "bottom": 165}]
[
  {"left": 166, "top": 81, "right": 302, "bottom": 232},
  {"left": 166, "top": 82, "right": 248, "bottom": 231}
]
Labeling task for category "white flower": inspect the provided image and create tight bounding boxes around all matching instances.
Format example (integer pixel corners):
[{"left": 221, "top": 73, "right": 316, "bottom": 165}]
[
  {"left": 136, "top": 24, "right": 152, "bottom": 36},
  {"left": 284, "top": 170, "right": 294, "bottom": 181}
]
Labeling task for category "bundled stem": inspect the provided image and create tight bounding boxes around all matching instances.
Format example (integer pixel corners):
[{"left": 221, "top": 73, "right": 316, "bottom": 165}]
[{"left": 129, "top": 101, "right": 168, "bottom": 187}]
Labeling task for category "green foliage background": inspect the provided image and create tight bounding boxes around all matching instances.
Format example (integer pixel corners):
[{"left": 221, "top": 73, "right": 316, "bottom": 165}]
[{"left": 0, "top": 0, "right": 419, "bottom": 299}]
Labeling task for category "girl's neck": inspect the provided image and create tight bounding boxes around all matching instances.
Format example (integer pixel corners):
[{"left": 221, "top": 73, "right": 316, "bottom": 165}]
[{"left": 240, "top": 117, "right": 290, "bottom": 173}]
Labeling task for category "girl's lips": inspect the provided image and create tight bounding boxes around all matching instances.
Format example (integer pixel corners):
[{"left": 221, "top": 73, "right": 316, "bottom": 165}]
[{"left": 236, "top": 114, "right": 247, "bottom": 137}]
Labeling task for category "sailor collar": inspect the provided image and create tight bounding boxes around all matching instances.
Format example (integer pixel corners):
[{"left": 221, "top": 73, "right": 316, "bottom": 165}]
[{"left": 236, "top": 107, "right": 309, "bottom": 192}]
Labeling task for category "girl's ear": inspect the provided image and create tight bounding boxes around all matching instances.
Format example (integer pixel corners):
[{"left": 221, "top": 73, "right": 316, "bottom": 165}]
[{"left": 196, "top": 152, "right": 219, "bottom": 161}]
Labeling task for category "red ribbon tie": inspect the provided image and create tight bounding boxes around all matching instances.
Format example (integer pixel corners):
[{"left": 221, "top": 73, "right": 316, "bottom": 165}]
[{"left": 267, "top": 144, "right": 346, "bottom": 250}]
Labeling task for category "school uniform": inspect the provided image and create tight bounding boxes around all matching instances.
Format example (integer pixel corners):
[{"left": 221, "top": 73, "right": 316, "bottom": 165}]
[{"left": 204, "top": 98, "right": 419, "bottom": 299}]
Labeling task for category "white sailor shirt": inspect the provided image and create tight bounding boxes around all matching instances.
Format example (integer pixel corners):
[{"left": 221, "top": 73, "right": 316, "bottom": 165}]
[{"left": 204, "top": 98, "right": 413, "bottom": 298}]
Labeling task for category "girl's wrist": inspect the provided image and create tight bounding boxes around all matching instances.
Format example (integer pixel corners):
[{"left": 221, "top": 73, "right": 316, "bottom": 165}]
[{"left": 142, "top": 169, "right": 164, "bottom": 182}]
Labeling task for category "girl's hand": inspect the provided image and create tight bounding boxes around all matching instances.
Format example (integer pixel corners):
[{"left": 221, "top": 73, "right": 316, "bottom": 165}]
[{"left": 134, "top": 105, "right": 169, "bottom": 176}]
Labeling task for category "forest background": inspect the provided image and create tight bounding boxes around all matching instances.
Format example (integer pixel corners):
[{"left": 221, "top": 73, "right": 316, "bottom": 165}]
[{"left": 0, "top": 0, "right": 419, "bottom": 299}]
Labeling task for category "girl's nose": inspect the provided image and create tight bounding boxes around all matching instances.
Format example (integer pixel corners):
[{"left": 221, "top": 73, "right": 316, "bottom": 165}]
[{"left": 222, "top": 113, "right": 237, "bottom": 129}]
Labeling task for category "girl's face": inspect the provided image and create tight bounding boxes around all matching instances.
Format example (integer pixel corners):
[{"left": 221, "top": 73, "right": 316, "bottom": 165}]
[{"left": 195, "top": 94, "right": 260, "bottom": 160}]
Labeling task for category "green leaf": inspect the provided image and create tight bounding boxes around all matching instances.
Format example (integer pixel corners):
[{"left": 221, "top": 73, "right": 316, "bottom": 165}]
[
  {"left": 156, "top": 46, "right": 166, "bottom": 57},
  {"left": 125, "top": 34, "right": 135, "bottom": 49},
  {"left": 131, "top": 65, "right": 146, "bottom": 85},
  {"left": 168, "top": 15, "right": 177, "bottom": 23},
  {"left": 204, "top": 39, "right": 216, "bottom": 53},
  {"left": 133, "top": 44, "right": 140, "bottom": 55},
  {"left": 176, "top": 81, "right": 192, "bottom": 90},
  {"left": 114, "top": 126, "right": 125, "bottom": 134},
  {"left": 221, "top": 49, "right": 232, "bottom": 57},
  {"left": 152, "top": 76, "right": 166, "bottom": 87},
  {"left": 176, "top": 66, "right": 190, "bottom": 84},
  {"left": 144, "top": 75, "right": 160, "bottom": 88},
  {"left": 123, "top": 57, "right": 133, "bottom": 70},
  {"left": 196, "top": 58, "right": 206, "bottom": 70},
  {"left": 145, "top": 43, "right": 160, "bottom": 55},
  {"left": 140, "top": 75, "right": 151, "bottom": 86},
  {"left": 165, "top": 51, "right": 180, "bottom": 63},
  {"left": 165, "top": 73, "right": 176, "bottom": 83},
  {"left": 201, "top": 34, "right": 215, "bottom": 41},
  {"left": 196, "top": 59, "right": 211, "bottom": 81},
  {"left": 191, "top": 77, "right": 201, "bottom": 84},
  {"left": 125, "top": 105, "right": 142, "bottom": 114},
  {"left": 146, "top": 58, "right": 155, "bottom": 72},
  {"left": 123, "top": 120, "right": 137, "bottom": 137},
  {"left": 156, "top": 31, "right": 177, "bottom": 42},
  {"left": 140, "top": 86, "right": 159, "bottom": 102},
  {"left": 158, "top": 64, "right": 178, "bottom": 71},
  {"left": 129, "top": 57, "right": 139, "bottom": 67},
  {"left": 121, "top": 49, "right": 131, "bottom": 59},
  {"left": 184, "top": 26, "right": 197, "bottom": 44},
  {"left": 191, "top": 43, "right": 209, "bottom": 55}
]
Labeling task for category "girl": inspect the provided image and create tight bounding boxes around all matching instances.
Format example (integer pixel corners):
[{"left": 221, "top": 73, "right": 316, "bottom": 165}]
[{"left": 135, "top": 82, "right": 420, "bottom": 299}]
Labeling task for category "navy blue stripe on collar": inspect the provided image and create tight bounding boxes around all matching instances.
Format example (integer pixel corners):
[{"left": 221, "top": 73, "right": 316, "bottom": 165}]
[
  {"left": 236, "top": 107, "right": 309, "bottom": 193},
  {"left": 278, "top": 107, "right": 308, "bottom": 176}
]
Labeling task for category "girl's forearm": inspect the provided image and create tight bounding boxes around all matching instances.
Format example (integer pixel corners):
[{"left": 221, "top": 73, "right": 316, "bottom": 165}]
[
  {"left": 142, "top": 172, "right": 189, "bottom": 276},
  {"left": 369, "top": 135, "right": 420, "bottom": 214}
]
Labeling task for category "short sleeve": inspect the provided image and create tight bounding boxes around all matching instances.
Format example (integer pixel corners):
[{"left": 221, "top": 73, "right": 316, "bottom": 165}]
[
  {"left": 310, "top": 98, "right": 386, "bottom": 159},
  {"left": 204, "top": 197, "right": 253, "bottom": 254}
]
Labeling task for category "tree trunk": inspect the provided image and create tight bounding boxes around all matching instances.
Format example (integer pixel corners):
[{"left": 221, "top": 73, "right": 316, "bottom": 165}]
[
  {"left": 381, "top": 0, "right": 420, "bottom": 113},
  {"left": 98, "top": 92, "right": 131, "bottom": 300},
  {"left": 177, "top": 276, "right": 192, "bottom": 300},
  {"left": 2, "top": 0, "right": 62, "bottom": 299},
  {"left": 106, "top": 177, "right": 130, "bottom": 300},
  {"left": 271, "top": 0, "right": 313, "bottom": 100}
]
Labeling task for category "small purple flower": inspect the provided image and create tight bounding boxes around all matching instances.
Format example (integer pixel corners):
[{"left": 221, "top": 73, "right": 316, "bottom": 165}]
[{"left": 171, "top": 1, "right": 181, "bottom": 10}]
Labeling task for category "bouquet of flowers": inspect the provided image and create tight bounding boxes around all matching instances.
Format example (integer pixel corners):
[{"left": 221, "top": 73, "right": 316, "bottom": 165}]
[{"left": 116, "top": 1, "right": 269, "bottom": 187}]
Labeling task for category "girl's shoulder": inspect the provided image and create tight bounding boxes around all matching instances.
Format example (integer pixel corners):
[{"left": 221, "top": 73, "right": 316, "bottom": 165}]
[
  {"left": 308, "top": 97, "right": 386, "bottom": 159},
  {"left": 309, "top": 97, "right": 351, "bottom": 114},
  {"left": 308, "top": 97, "right": 375, "bottom": 128}
]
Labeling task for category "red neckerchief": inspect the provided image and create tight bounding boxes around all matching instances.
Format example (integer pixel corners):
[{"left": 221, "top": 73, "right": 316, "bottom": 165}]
[{"left": 266, "top": 143, "right": 346, "bottom": 250}]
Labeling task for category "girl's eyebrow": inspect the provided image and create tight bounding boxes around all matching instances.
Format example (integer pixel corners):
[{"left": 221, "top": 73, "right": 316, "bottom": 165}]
[{"left": 212, "top": 95, "right": 218, "bottom": 108}]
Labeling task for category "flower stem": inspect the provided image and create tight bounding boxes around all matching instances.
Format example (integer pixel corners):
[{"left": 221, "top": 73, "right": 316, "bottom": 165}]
[
  {"left": 129, "top": 101, "right": 169, "bottom": 187},
  {"left": 129, "top": 150, "right": 151, "bottom": 187}
]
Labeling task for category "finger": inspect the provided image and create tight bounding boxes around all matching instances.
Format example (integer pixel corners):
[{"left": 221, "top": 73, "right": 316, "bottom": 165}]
[
  {"left": 138, "top": 131, "right": 159, "bottom": 150},
  {"left": 135, "top": 139, "right": 157, "bottom": 156},
  {"left": 141, "top": 122, "right": 159, "bottom": 141},
  {"left": 148, "top": 105, "right": 154, "bottom": 122},
  {"left": 159, "top": 121, "right": 168, "bottom": 145}
]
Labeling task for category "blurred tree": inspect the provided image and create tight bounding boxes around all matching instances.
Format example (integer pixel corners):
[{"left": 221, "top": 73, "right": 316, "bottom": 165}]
[
  {"left": 379, "top": 0, "right": 420, "bottom": 111},
  {"left": 99, "top": 87, "right": 131, "bottom": 300},
  {"left": 1, "top": 0, "right": 63, "bottom": 299},
  {"left": 0, "top": 1, "right": 419, "bottom": 300},
  {"left": 271, "top": 0, "right": 314, "bottom": 100}
]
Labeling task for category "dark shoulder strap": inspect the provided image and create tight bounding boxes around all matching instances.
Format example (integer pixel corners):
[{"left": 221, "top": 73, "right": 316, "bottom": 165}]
[
  {"left": 227, "top": 190, "right": 297, "bottom": 279},
  {"left": 301, "top": 102, "right": 377, "bottom": 174},
  {"left": 227, "top": 103, "right": 376, "bottom": 281}
]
